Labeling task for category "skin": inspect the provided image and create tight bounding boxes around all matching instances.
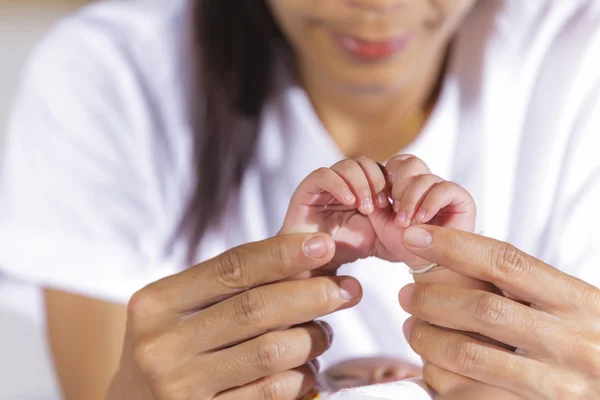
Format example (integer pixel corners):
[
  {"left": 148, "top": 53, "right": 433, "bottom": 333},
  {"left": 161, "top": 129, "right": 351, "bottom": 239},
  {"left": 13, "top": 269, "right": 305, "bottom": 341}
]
[
  {"left": 51, "top": 1, "right": 482, "bottom": 398},
  {"left": 49, "top": 1, "right": 593, "bottom": 399},
  {"left": 400, "top": 226, "right": 600, "bottom": 398},
  {"left": 279, "top": 153, "right": 498, "bottom": 391},
  {"left": 102, "top": 233, "right": 365, "bottom": 400},
  {"left": 280, "top": 154, "right": 494, "bottom": 290},
  {"left": 266, "top": 0, "right": 478, "bottom": 161}
]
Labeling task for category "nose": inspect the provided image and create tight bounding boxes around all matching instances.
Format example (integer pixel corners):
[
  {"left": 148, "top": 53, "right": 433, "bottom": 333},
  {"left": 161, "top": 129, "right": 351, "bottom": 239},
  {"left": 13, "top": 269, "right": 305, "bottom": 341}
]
[{"left": 345, "top": 0, "right": 413, "bottom": 12}]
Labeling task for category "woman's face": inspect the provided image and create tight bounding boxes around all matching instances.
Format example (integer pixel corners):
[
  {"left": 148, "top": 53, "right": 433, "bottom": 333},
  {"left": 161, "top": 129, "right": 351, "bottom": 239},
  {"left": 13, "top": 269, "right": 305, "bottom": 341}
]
[{"left": 267, "top": 0, "right": 477, "bottom": 93}]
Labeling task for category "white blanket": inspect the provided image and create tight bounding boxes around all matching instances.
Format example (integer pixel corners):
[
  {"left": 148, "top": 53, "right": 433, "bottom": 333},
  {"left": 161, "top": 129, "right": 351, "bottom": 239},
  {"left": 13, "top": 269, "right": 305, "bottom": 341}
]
[{"left": 307, "top": 380, "right": 433, "bottom": 399}]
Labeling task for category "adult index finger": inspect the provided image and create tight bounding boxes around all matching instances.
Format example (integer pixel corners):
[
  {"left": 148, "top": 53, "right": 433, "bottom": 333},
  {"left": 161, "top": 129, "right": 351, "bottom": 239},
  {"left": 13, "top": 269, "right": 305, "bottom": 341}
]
[
  {"left": 401, "top": 225, "right": 590, "bottom": 311},
  {"left": 136, "top": 233, "right": 335, "bottom": 315}
]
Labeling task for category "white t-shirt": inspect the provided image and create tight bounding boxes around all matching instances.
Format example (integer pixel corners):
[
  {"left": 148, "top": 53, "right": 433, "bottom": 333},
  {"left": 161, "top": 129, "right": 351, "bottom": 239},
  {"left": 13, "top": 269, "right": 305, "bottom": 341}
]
[{"left": 1, "top": 0, "right": 600, "bottom": 373}]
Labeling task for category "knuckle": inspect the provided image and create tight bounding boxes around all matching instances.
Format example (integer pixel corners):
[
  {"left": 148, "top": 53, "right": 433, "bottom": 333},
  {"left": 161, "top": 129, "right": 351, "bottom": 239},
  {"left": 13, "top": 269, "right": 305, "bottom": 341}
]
[
  {"left": 573, "top": 337, "right": 600, "bottom": 376},
  {"left": 422, "top": 362, "right": 442, "bottom": 384},
  {"left": 408, "top": 322, "right": 426, "bottom": 352},
  {"left": 354, "top": 155, "right": 370, "bottom": 164},
  {"left": 256, "top": 334, "right": 287, "bottom": 372},
  {"left": 580, "top": 286, "right": 600, "bottom": 310},
  {"left": 449, "top": 338, "right": 482, "bottom": 373},
  {"left": 269, "top": 239, "right": 292, "bottom": 271},
  {"left": 133, "top": 334, "right": 165, "bottom": 376},
  {"left": 337, "top": 158, "right": 360, "bottom": 171},
  {"left": 127, "top": 292, "right": 145, "bottom": 318},
  {"left": 127, "top": 290, "right": 156, "bottom": 324},
  {"left": 258, "top": 377, "right": 284, "bottom": 400},
  {"left": 313, "top": 279, "right": 339, "bottom": 308},
  {"left": 435, "top": 180, "right": 455, "bottom": 196},
  {"left": 403, "top": 155, "right": 429, "bottom": 172},
  {"left": 388, "top": 154, "right": 416, "bottom": 165},
  {"left": 411, "top": 285, "right": 435, "bottom": 316},
  {"left": 551, "top": 375, "right": 590, "bottom": 400},
  {"left": 237, "top": 289, "right": 270, "bottom": 326},
  {"left": 374, "top": 177, "right": 387, "bottom": 192},
  {"left": 215, "top": 248, "right": 250, "bottom": 289},
  {"left": 472, "top": 293, "right": 506, "bottom": 326},
  {"left": 391, "top": 182, "right": 405, "bottom": 198},
  {"left": 312, "top": 167, "right": 331, "bottom": 180},
  {"left": 490, "top": 242, "right": 530, "bottom": 280},
  {"left": 153, "top": 378, "right": 189, "bottom": 400}
]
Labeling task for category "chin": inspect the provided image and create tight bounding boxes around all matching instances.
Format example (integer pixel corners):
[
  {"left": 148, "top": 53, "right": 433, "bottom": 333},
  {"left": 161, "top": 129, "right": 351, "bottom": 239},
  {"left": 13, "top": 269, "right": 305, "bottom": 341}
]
[
  {"left": 320, "top": 60, "right": 413, "bottom": 95},
  {"left": 343, "top": 83, "right": 402, "bottom": 96},
  {"left": 331, "top": 74, "right": 409, "bottom": 96}
]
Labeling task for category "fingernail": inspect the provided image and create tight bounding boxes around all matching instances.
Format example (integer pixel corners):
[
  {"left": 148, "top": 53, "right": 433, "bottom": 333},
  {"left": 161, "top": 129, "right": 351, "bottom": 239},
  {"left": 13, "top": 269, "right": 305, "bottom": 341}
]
[
  {"left": 404, "top": 227, "right": 432, "bottom": 248},
  {"left": 303, "top": 236, "right": 328, "bottom": 259},
  {"left": 403, "top": 317, "right": 415, "bottom": 341},
  {"left": 362, "top": 197, "right": 374, "bottom": 212},
  {"left": 344, "top": 191, "right": 356, "bottom": 204},
  {"left": 396, "top": 211, "right": 407, "bottom": 226},
  {"left": 340, "top": 279, "right": 361, "bottom": 301},
  {"left": 399, "top": 284, "right": 414, "bottom": 309},
  {"left": 393, "top": 201, "right": 401, "bottom": 213},
  {"left": 387, "top": 172, "right": 394, "bottom": 183},
  {"left": 377, "top": 192, "right": 388, "bottom": 207},
  {"left": 317, "top": 320, "right": 334, "bottom": 346},
  {"left": 417, "top": 208, "right": 428, "bottom": 223}
]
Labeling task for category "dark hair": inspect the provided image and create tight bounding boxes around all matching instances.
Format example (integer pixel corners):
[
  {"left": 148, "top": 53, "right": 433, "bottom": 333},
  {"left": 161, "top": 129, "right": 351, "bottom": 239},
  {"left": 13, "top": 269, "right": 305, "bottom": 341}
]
[{"left": 180, "top": 1, "right": 285, "bottom": 262}]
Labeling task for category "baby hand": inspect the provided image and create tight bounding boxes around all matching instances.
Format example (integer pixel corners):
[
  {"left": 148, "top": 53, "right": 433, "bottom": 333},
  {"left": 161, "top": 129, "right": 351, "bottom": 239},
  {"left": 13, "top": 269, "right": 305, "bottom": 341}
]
[
  {"left": 280, "top": 157, "right": 392, "bottom": 270},
  {"left": 280, "top": 154, "right": 484, "bottom": 283},
  {"left": 384, "top": 154, "right": 475, "bottom": 232},
  {"left": 378, "top": 154, "right": 494, "bottom": 291}
]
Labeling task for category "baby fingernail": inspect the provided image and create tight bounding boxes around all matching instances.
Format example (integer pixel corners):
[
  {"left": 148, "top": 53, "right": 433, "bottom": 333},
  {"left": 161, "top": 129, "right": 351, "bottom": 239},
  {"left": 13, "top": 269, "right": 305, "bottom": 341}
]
[
  {"left": 417, "top": 208, "right": 428, "bottom": 222},
  {"left": 377, "top": 192, "right": 388, "bottom": 207},
  {"left": 344, "top": 191, "right": 356, "bottom": 204},
  {"left": 393, "top": 201, "right": 401, "bottom": 213},
  {"left": 340, "top": 279, "right": 361, "bottom": 300},
  {"left": 396, "top": 211, "right": 407, "bottom": 226},
  {"left": 363, "top": 197, "right": 374, "bottom": 212}
]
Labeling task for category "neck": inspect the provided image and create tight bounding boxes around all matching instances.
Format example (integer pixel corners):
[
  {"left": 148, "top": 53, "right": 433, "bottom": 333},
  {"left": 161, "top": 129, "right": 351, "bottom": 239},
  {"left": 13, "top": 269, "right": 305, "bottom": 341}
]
[{"left": 300, "top": 50, "right": 448, "bottom": 162}]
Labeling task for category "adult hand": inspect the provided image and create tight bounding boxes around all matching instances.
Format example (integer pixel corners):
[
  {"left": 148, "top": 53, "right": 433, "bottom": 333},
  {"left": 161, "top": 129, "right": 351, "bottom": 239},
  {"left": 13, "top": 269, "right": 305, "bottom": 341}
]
[
  {"left": 436, "top": 384, "right": 522, "bottom": 400},
  {"left": 107, "top": 233, "right": 363, "bottom": 400},
  {"left": 398, "top": 225, "right": 600, "bottom": 399}
]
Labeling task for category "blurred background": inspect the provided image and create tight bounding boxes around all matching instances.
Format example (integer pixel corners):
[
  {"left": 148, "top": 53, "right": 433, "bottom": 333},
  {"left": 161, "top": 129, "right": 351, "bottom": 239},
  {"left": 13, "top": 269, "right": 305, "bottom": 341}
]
[{"left": 0, "top": 2, "right": 89, "bottom": 398}]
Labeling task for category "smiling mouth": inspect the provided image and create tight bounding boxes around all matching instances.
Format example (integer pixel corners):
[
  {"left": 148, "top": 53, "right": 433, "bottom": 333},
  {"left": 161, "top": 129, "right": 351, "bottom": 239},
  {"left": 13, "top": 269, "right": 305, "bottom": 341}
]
[{"left": 330, "top": 32, "right": 413, "bottom": 61}]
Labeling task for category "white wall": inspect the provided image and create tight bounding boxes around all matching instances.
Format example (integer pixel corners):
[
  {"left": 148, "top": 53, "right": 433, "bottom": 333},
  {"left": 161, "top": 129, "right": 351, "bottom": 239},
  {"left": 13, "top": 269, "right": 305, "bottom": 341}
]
[{"left": 0, "top": 2, "right": 89, "bottom": 398}]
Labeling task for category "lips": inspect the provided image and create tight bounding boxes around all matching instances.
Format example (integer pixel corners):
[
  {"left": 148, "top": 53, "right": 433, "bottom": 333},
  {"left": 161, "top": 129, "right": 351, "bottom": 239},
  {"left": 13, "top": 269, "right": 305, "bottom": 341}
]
[{"left": 332, "top": 33, "right": 412, "bottom": 61}]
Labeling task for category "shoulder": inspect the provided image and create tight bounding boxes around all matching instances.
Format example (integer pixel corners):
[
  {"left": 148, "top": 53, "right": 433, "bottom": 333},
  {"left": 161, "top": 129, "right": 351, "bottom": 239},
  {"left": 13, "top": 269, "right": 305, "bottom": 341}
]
[
  {"left": 451, "top": 0, "right": 600, "bottom": 117},
  {"left": 20, "top": 0, "right": 190, "bottom": 102},
  {"left": 462, "top": 0, "right": 600, "bottom": 80},
  {"left": 4, "top": 0, "right": 196, "bottom": 217},
  {"left": 10, "top": 0, "right": 194, "bottom": 155},
  {"left": 41, "top": 0, "right": 189, "bottom": 53}
]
